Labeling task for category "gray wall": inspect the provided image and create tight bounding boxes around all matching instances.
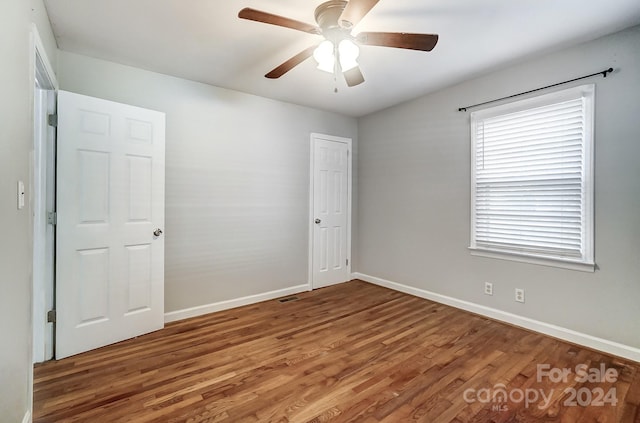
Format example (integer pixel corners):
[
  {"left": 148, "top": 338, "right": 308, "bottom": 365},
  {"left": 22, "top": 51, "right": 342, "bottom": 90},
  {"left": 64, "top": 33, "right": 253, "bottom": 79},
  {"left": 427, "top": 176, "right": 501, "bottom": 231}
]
[
  {"left": 0, "top": 3, "right": 32, "bottom": 420},
  {"left": 0, "top": 0, "right": 57, "bottom": 420},
  {"left": 57, "top": 51, "right": 358, "bottom": 313},
  {"left": 356, "top": 25, "right": 640, "bottom": 348}
]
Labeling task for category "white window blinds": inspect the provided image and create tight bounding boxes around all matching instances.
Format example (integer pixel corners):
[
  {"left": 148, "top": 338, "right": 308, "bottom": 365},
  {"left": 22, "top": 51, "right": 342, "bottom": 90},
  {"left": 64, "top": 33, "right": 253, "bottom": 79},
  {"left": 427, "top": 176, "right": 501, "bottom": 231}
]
[{"left": 470, "top": 85, "right": 594, "bottom": 270}]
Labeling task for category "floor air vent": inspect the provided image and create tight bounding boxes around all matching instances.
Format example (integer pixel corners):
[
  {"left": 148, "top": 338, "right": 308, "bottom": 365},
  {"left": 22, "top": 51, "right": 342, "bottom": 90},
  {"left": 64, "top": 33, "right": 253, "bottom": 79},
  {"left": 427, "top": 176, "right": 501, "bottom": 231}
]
[{"left": 278, "top": 296, "right": 300, "bottom": 303}]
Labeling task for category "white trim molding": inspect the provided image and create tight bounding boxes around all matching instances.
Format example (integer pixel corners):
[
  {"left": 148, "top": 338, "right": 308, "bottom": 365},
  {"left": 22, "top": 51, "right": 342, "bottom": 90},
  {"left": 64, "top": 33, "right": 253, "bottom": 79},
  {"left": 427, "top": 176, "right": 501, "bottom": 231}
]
[
  {"left": 164, "top": 285, "right": 308, "bottom": 323},
  {"left": 353, "top": 272, "right": 640, "bottom": 362},
  {"left": 22, "top": 410, "right": 31, "bottom": 423},
  {"left": 469, "top": 249, "right": 595, "bottom": 273},
  {"left": 30, "top": 24, "right": 59, "bottom": 90}
]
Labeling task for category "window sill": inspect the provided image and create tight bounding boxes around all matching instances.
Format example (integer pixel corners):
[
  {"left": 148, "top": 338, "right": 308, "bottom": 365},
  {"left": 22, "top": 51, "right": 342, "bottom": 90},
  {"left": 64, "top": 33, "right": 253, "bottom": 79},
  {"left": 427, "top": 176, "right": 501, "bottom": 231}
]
[{"left": 468, "top": 248, "right": 596, "bottom": 273}]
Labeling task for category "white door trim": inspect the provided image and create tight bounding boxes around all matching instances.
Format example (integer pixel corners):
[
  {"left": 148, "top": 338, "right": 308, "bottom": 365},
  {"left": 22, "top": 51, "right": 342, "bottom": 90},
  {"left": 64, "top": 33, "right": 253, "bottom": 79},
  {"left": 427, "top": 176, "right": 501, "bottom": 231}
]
[
  {"left": 31, "top": 24, "right": 58, "bottom": 365},
  {"left": 308, "top": 133, "right": 352, "bottom": 290},
  {"left": 30, "top": 24, "right": 58, "bottom": 91}
]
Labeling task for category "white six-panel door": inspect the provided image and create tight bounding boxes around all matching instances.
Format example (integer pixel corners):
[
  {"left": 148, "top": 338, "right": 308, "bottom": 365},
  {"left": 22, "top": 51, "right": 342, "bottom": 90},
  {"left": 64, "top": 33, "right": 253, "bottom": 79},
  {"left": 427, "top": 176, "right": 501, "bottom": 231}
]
[
  {"left": 56, "top": 91, "right": 165, "bottom": 359},
  {"left": 311, "top": 134, "right": 351, "bottom": 289}
]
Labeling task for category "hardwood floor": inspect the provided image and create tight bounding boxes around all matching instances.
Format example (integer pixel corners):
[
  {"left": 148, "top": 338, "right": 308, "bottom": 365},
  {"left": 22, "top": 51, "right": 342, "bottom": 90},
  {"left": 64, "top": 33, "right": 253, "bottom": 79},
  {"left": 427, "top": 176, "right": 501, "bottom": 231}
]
[{"left": 33, "top": 280, "right": 640, "bottom": 422}]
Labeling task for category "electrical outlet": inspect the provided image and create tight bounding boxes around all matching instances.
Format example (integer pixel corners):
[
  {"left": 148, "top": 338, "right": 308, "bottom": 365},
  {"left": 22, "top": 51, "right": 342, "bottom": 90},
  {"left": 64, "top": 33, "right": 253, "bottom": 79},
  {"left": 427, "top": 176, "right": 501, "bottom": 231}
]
[
  {"left": 484, "top": 282, "right": 493, "bottom": 296},
  {"left": 515, "top": 288, "right": 525, "bottom": 303}
]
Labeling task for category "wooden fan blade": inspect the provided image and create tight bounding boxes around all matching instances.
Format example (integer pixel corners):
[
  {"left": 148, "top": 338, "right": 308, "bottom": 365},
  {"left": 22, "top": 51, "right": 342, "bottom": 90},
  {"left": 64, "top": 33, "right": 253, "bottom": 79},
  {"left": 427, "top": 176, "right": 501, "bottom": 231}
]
[
  {"left": 357, "top": 32, "right": 439, "bottom": 51},
  {"left": 239, "top": 8, "right": 320, "bottom": 34},
  {"left": 343, "top": 66, "right": 365, "bottom": 87},
  {"left": 339, "top": 0, "right": 380, "bottom": 29},
  {"left": 265, "top": 45, "right": 317, "bottom": 79}
]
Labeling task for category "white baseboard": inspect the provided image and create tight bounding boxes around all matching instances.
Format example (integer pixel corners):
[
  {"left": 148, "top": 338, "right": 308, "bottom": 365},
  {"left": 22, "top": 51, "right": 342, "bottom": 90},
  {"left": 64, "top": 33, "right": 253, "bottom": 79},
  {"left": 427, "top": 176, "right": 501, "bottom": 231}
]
[
  {"left": 353, "top": 272, "right": 640, "bottom": 363},
  {"left": 164, "top": 284, "right": 309, "bottom": 323},
  {"left": 22, "top": 410, "right": 31, "bottom": 423}
]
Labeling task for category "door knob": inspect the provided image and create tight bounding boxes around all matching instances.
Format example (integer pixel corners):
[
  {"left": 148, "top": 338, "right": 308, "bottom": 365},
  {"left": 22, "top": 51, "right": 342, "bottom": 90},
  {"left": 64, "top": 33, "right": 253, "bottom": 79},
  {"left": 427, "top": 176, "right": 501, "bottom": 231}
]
[
  {"left": 153, "top": 228, "right": 163, "bottom": 237},
  {"left": 315, "top": 218, "right": 321, "bottom": 224}
]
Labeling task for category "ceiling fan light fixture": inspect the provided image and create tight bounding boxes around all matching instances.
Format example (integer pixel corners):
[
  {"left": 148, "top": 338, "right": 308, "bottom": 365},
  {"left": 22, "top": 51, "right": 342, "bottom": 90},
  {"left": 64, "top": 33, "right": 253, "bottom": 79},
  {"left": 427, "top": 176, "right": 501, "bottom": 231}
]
[
  {"left": 313, "top": 40, "right": 335, "bottom": 73},
  {"left": 338, "top": 39, "right": 359, "bottom": 71},
  {"left": 239, "top": 1, "right": 439, "bottom": 87}
]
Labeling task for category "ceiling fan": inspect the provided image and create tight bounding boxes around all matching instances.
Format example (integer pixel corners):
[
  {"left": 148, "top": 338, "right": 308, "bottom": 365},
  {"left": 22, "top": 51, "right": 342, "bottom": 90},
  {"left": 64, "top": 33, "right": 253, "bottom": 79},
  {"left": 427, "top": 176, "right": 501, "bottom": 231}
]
[{"left": 238, "top": 0, "right": 439, "bottom": 88}]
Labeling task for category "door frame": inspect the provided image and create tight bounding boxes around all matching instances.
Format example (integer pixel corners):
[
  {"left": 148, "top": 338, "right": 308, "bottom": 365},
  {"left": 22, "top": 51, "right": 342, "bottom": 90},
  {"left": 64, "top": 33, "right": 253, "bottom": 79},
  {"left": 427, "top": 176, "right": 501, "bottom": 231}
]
[
  {"left": 308, "top": 133, "right": 353, "bottom": 290},
  {"left": 31, "top": 24, "right": 58, "bottom": 364}
]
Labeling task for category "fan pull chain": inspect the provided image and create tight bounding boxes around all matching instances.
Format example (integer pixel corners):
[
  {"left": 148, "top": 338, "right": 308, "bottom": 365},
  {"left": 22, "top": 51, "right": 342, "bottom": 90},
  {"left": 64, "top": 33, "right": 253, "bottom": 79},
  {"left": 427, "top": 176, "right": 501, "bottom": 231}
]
[{"left": 333, "top": 42, "right": 339, "bottom": 93}]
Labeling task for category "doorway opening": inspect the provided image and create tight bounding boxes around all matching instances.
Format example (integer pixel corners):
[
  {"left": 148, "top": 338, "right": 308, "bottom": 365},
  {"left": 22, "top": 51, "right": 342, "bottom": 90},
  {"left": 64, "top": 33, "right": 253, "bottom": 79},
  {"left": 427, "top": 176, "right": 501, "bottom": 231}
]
[{"left": 31, "top": 26, "right": 58, "bottom": 363}]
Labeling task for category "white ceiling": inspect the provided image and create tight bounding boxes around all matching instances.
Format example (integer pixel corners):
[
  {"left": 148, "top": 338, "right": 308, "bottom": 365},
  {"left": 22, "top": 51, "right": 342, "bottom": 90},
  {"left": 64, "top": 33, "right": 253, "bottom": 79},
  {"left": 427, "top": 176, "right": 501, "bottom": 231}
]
[{"left": 44, "top": 0, "right": 640, "bottom": 117}]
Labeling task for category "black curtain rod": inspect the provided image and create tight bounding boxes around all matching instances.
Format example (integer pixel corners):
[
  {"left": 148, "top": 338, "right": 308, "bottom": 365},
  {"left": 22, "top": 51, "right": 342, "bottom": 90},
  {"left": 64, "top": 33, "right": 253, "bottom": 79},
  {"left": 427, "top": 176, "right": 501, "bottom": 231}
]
[{"left": 458, "top": 67, "right": 613, "bottom": 112}]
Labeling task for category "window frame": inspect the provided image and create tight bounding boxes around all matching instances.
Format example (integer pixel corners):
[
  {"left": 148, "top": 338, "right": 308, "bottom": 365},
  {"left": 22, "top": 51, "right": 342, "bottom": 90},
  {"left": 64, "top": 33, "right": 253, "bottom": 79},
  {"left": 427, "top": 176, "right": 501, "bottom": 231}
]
[{"left": 469, "top": 84, "right": 595, "bottom": 272}]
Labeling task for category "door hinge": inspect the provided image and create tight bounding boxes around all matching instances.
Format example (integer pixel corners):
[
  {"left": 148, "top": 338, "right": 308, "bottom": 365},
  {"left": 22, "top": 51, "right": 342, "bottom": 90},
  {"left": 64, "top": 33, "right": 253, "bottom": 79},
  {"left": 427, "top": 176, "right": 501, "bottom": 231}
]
[
  {"left": 47, "top": 310, "right": 56, "bottom": 323},
  {"left": 47, "top": 211, "right": 57, "bottom": 225},
  {"left": 48, "top": 113, "right": 58, "bottom": 127},
  {"left": 346, "top": 258, "right": 349, "bottom": 266}
]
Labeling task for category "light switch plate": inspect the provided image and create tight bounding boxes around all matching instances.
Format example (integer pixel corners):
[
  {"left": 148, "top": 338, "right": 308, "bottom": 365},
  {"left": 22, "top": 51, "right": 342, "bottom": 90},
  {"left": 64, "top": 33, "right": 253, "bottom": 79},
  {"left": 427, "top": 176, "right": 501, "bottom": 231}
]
[{"left": 17, "top": 181, "right": 25, "bottom": 210}]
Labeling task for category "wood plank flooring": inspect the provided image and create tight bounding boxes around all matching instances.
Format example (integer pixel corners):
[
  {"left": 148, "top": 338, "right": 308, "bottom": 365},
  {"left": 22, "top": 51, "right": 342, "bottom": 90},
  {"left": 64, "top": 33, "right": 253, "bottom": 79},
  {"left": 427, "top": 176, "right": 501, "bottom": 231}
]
[{"left": 33, "top": 280, "right": 640, "bottom": 422}]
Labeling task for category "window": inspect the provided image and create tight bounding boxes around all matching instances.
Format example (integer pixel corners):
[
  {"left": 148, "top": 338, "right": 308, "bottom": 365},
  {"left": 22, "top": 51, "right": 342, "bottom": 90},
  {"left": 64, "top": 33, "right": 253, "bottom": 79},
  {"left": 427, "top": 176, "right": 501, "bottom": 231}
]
[{"left": 469, "top": 85, "right": 595, "bottom": 271}]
